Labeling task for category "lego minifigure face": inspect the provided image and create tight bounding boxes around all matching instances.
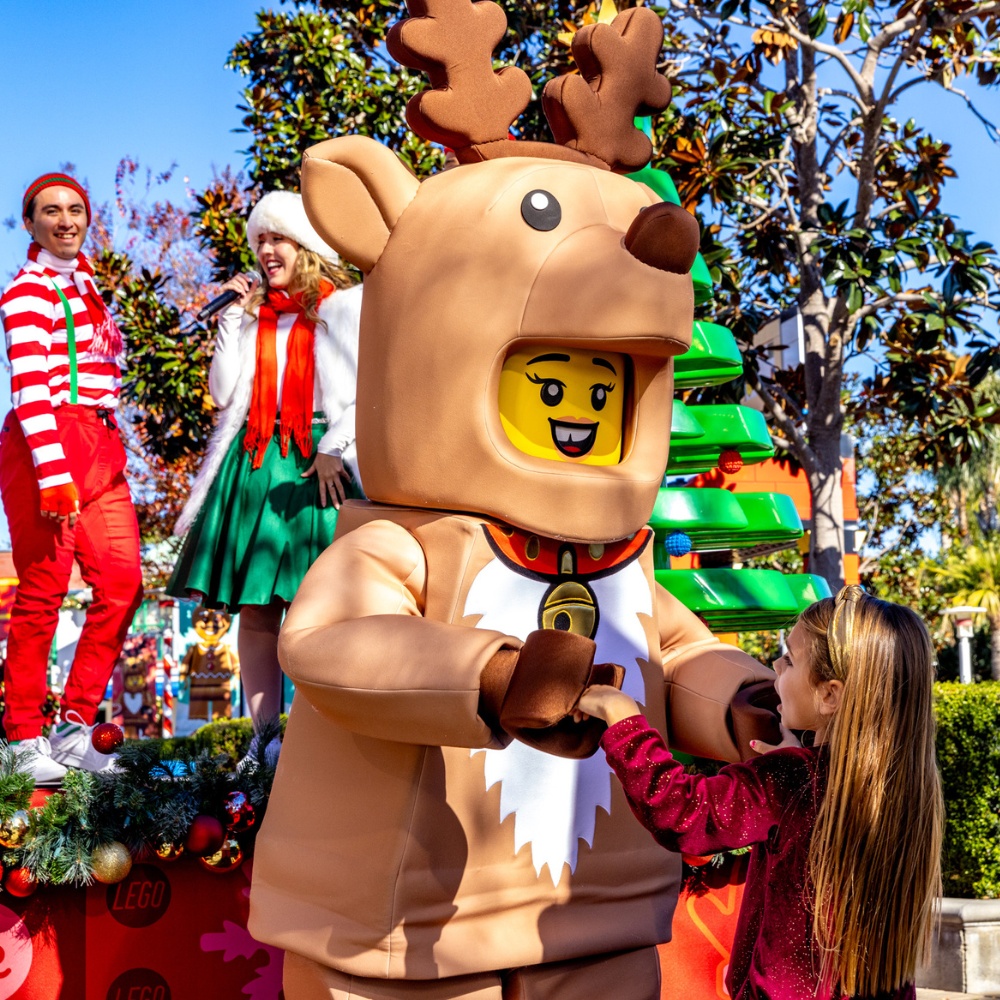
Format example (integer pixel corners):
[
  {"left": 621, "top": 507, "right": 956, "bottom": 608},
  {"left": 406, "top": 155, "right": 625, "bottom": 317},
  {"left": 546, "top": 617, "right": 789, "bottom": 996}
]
[{"left": 498, "top": 346, "right": 627, "bottom": 465}]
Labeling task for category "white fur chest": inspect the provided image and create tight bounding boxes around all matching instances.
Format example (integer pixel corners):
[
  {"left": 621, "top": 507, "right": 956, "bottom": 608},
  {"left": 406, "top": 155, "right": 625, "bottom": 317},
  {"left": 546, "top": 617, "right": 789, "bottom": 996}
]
[{"left": 464, "top": 545, "right": 653, "bottom": 885}]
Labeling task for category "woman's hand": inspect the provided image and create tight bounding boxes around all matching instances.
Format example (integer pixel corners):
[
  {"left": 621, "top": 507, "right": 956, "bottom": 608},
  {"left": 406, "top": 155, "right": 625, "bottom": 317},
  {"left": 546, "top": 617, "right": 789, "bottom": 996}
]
[
  {"left": 301, "top": 453, "right": 350, "bottom": 509},
  {"left": 218, "top": 272, "right": 258, "bottom": 309},
  {"left": 572, "top": 684, "right": 641, "bottom": 727},
  {"left": 749, "top": 723, "right": 802, "bottom": 755}
]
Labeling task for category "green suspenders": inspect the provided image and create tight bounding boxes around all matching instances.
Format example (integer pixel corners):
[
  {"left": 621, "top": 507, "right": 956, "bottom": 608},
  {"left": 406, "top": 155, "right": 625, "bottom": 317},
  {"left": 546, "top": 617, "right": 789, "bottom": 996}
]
[{"left": 47, "top": 277, "right": 78, "bottom": 404}]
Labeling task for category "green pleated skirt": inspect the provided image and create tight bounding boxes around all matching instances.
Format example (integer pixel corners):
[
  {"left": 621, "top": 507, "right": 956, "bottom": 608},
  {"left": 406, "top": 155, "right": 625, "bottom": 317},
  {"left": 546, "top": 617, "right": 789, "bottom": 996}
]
[{"left": 168, "top": 421, "right": 358, "bottom": 610}]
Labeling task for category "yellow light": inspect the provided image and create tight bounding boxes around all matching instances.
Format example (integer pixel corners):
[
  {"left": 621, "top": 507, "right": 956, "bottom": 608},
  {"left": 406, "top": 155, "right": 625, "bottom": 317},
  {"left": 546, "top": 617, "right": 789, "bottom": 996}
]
[{"left": 597, "top": 0, "right": 618, "bottom": 24}]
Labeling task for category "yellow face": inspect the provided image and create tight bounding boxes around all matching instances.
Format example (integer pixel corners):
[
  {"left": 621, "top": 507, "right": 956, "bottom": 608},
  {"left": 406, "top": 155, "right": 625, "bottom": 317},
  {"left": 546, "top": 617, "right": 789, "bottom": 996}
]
[{"left": 499, "top": 346, "right": 627, "bottom": 465}]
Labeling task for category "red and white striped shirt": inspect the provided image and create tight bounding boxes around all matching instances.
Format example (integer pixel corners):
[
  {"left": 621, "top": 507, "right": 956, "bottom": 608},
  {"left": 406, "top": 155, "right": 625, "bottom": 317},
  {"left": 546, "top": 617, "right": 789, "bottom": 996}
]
[{"left": 0, "top": 251, "right": 121, "bottom": 491}]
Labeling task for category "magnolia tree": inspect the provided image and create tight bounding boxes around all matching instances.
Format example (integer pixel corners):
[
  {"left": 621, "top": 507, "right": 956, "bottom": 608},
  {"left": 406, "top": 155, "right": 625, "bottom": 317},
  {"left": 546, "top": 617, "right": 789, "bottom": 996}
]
[
  {"left": 83, "top": 162, "right": 247, "bottom": 578},
  {"left": 652, "top": 0, "right": 1000, "bottom": 586}
]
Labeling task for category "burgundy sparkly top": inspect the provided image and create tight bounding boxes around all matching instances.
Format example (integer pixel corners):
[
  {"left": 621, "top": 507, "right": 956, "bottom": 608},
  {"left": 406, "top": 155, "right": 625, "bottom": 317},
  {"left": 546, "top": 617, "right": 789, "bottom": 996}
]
[{"left": 600, "top": 716, "right": 916, "bottom": 1000}]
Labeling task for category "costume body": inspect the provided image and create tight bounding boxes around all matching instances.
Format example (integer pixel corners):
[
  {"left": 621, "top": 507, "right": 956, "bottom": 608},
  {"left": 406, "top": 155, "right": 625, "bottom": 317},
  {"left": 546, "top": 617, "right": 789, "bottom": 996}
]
[
  {"left": 169, "top": 285, "right": 362, "bottom": 609},
  {"left": 601, "top": 717, "right": 916, "bottom": 1000},
  {"left": 0, "top": 243, "right": 142, "bottom": 741},
  {"left": 253, "top": 505, "right": 775, "bottom": 997}
]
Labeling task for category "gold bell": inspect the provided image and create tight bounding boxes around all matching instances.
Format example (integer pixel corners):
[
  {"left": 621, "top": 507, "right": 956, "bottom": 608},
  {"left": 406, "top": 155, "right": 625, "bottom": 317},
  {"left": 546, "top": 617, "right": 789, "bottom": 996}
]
[{"left": 541, "top": 581, "right": 598, "bottom": 638}]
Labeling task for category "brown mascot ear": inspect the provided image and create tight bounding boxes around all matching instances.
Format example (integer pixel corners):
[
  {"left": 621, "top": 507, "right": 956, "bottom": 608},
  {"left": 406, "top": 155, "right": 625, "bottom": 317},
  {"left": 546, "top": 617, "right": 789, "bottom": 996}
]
[{"left": 301, "top": 135, "right": 421, "bottom": 273}]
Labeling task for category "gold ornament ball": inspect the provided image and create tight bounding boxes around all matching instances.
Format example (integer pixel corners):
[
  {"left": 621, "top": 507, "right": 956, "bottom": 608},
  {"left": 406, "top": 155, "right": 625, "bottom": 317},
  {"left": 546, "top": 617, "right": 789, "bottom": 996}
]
[
  {"left": 197, "top": 836, "right": 244, "bottom": 875},
  {"left": 0, "top": 810, "right": 31, "bottom": 849},
  {"left": 91, "top": 842, "right": 133, "bottom": 884},
  {"left": 155, "top": 840, "right": 184, "bottom": 862}
]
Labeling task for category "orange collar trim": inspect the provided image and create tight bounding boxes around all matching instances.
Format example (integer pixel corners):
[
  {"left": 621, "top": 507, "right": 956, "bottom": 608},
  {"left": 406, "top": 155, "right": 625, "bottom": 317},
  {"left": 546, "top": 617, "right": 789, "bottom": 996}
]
[{"left": 484, "top": 524, "right": 651, "bottom": 579}]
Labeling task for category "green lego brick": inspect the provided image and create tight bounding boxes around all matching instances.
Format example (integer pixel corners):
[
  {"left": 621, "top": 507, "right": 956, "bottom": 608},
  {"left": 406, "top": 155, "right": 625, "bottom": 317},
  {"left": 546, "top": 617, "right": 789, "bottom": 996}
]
[
  {"left": 784, "top": 572, "right": 833, "bottom": 608},
  {"left": 649, "top": 489, "right": 803, "bottom": 559},
  {"left": 728, "top": 493, "right": 804, "bottom": 547},
  {"left": 666, "top": 405, "right": 775, "bottom": 475},
  {"left": 654, "top": 568, "right": 832, "bottom": 632},
  {"left": 673, "top": 322, "right": 744, "bottom": 391},
  {"left": 669, "top": 401, "right": 707, "bottom": 439}
]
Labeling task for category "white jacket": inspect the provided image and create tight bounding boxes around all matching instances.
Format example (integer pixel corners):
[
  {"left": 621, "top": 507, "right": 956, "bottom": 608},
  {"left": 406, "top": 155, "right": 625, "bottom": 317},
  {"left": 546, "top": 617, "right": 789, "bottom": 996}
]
[{"left": 175, "top": 284, "right": 362, "bottom": 535}]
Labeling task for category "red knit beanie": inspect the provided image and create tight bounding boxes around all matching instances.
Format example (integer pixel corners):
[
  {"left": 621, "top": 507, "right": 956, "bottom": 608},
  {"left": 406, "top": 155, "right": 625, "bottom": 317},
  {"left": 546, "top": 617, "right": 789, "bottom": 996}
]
[{"left": 22, "top": 173, "right": 91, "bottom": 223}]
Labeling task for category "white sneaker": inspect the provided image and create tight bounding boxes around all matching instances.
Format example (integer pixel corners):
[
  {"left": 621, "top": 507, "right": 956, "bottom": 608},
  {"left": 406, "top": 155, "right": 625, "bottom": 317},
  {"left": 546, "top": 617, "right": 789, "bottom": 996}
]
[
  {"left": 237, "top": 734, "right": 282, "bottom": 772},
  {"left": 48, "top": 711, "right": 119, "bottom": 773},
  {"left": 10, "top": 736, "right": 68, "bottom": 786}
]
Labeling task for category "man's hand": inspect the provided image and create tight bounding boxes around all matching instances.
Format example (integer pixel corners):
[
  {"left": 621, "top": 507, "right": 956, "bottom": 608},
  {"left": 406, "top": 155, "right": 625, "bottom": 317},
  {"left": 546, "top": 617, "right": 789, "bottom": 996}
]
[
  {"left": 301, "top": 453, "right": 349, "bottom": 509},
  {"left": 573, "top": 684, "right": 641, "bottom": 728},
  {"left": 749, "top": 723, "right": 802, "bottom": 755},
  {"left": 39, "top": 483, "right": 80, "bottom": 528}
]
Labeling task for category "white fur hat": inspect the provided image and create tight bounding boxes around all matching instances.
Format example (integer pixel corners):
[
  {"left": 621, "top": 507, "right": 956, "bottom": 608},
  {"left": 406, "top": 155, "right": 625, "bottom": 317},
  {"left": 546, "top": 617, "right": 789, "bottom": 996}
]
[{"left": 246, "top": 190, "right": 339, "bottom": 264}]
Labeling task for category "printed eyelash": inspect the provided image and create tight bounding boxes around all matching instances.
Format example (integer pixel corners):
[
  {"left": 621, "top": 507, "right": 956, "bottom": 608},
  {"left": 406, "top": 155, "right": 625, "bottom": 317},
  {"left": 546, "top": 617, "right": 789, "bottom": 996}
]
[
  {"left": 590, "top": 382, "right": 615, "bottom": 393},
  {"left": 526, "top": 373, "right": 565, "bottom": 387}
]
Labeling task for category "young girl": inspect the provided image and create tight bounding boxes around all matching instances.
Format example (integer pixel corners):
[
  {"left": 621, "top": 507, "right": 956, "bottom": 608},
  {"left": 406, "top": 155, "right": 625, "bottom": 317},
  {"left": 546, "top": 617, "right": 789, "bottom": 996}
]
[
  {"left": 169, "top": 191, "right": 362, "bottom": 760},
  {"left": 577, "top": 586, "right": 942, "bottom": 1000}
]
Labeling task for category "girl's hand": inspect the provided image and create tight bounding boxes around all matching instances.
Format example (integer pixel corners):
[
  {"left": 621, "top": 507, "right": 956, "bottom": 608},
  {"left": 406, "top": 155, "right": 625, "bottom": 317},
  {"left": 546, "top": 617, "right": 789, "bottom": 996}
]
[
  {"left": 302, "top": 453, "right": 349, "bottom": 509},
  {"left": 572, "top": 685, "right": 641, "bottom": 727},
  {"left": 749, "top": 723, "right": 802, "bottom": 755},
  {"left": 218, "top": 272, "right": 258, "bottom": 309}
]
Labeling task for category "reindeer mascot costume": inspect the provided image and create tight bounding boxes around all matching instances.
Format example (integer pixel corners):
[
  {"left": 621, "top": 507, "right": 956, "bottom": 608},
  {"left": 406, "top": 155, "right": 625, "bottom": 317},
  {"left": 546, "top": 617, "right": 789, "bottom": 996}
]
[{"left": 250, "top": 4, "right": 779, "bottom": 998}]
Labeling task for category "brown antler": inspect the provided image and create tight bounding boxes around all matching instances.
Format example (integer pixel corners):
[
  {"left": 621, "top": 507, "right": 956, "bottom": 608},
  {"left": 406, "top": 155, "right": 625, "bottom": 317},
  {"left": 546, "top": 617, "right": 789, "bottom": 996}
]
[
  {"left": 542, "top": 7, "right": 673, "bottom": 173},
  {"left": 386, "top": 0, "right": 532, "bottom": 152}
]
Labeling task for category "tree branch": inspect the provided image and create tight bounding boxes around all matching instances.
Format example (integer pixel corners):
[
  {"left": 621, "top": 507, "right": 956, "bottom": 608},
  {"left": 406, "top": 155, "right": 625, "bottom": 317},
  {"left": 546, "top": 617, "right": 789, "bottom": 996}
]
[
  {"left": 745, "top": 365, "right": 817, "bottom": 474},
  {"left": 780, "top": 16, "right": 872, "bottom": 103},
  {"left": 851, "top": 292, "right": 931, "bottom": 322},
  {"left": 939, "top": 81, "right": 1000, "bottom": 144}
]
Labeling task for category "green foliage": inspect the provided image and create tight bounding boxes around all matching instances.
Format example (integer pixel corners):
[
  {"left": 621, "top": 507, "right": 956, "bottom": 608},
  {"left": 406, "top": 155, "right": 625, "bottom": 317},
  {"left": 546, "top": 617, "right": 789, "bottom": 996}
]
[
  {"left": 737, "top": 630, "right": 781, "bottom": 663},
  {"left": 935, "top": 682, "right": 1000, "bottom": 898},
  {"left": 3, "top": 717, "right": 283, "bottom": 886},
  {"left": 0, "top": 745, "right": 35, "bottom": 821},
  {"left": 155, "top": 715, "right": 275, "bottom": 761},
  {"left": 111, "top": 261, "right": 215, "bottom": 464}
]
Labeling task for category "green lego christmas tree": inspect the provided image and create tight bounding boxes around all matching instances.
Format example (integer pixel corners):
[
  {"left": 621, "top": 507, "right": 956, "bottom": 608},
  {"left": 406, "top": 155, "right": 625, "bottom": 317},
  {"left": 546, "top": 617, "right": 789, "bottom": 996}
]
[{"left": 628, "top": 159, "right": 833, "bottom": 634}]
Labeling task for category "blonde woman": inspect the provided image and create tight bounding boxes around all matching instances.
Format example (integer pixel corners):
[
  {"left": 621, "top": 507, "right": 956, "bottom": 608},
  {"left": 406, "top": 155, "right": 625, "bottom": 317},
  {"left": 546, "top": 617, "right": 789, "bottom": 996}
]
[
  {"left": 169, "top": 192, "right": 362, "bottom": 760},
  {"left": 578, "top": 588, "right": 942, "bottom": 1000}
]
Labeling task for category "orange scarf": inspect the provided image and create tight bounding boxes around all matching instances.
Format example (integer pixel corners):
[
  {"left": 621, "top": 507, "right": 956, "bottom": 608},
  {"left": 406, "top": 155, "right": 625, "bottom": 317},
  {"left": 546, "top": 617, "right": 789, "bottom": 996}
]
[{"left": 245, "top": 282, "right": 333, "bottom": 468}]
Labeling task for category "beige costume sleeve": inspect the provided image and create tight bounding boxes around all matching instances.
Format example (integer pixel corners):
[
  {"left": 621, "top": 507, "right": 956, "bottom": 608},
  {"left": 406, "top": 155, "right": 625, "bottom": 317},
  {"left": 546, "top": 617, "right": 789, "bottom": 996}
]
[
  {"left": 657, "top": 583, "right": 778, "bottom": 764},
  {"left": 279, "top": 519, "right": 522, "bottom": 748}
]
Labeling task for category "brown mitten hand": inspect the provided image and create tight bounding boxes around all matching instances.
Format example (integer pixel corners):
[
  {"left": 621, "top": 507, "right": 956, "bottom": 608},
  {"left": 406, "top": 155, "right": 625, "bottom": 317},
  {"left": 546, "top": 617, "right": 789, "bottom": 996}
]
[
  {"left": 499, "top": 630, "right": 624, "bottom": 759},
  {"left": 729, "top": 679, "right": 782, "bottom": 761}
]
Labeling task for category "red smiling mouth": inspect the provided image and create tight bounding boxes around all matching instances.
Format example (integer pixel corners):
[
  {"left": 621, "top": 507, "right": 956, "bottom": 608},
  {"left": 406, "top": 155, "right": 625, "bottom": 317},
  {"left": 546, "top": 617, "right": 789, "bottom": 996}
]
[{"left": 549, "top": 419, "right": 599, "bottom": 457}]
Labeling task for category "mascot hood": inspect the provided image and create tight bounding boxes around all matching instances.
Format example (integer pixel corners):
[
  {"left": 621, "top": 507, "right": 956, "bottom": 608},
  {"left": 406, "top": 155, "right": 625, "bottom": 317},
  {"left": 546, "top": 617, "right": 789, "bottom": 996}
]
[{"left": 302, "top": 1, "right": 700, "bottom": 543}]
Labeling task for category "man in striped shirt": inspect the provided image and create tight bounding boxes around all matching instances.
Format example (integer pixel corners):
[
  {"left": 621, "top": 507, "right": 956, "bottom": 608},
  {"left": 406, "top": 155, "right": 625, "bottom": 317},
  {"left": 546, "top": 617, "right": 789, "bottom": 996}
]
[{"left": 0, "top": 173, "right": 143, "bottom": 783}]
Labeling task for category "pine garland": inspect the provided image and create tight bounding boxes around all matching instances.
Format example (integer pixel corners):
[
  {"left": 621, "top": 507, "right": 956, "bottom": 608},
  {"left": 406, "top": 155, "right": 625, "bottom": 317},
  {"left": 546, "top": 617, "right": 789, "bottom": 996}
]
[{"left": 0, "top": 717, "right": 282, "bottom": 887}]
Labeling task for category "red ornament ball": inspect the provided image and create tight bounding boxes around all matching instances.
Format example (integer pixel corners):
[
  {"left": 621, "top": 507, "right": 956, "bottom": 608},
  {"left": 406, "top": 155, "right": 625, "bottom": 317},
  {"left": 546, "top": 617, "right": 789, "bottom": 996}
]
[
  {"left": 5, "top": 867, "right": 37, "bottom": 897},
  {"left": 184, "top": 815, "right": 225, "bottom": 858},
  {"left": 718, "top": 450, "right": 744, "bottom": 474},
  {"left": 223, "top": 791, "right": 256, "bottom": 833},
  {"left": 198, "top": 836, "right": 244, "bottom": 875},
  {"left": 91, "top": 722, "right": 124, "bottom": 755}
]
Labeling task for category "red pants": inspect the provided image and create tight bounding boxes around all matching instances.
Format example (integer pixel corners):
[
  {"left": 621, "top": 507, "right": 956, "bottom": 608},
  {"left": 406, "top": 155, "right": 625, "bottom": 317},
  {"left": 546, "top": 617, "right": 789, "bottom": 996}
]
[{"left": 0, "top": 407, "right": 143, "bottom": 741}]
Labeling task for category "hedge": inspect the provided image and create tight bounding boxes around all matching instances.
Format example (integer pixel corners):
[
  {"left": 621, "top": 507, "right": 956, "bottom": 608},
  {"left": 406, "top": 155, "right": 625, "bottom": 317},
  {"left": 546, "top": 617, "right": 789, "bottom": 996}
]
[{"left": 935, "top": 682, "right": 1000, "bottom": 898}]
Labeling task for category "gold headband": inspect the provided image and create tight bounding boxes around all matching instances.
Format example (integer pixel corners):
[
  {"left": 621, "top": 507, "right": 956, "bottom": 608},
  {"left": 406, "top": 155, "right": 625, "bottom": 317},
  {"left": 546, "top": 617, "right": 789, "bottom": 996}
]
[{"left": 827, "top": 584, "right": 867, "bottom": 679}]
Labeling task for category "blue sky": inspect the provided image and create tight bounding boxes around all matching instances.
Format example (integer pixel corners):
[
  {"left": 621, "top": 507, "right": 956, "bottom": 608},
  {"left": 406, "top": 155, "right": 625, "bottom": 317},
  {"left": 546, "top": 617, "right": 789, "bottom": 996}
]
[{"left": 0, "top": 3, "right": 997, "bottom": 549}]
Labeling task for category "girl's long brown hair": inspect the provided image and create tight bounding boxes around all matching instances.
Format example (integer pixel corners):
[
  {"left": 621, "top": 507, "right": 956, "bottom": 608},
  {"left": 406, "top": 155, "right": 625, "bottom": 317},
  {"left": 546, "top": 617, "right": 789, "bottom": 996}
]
[
  {"left": 798, "top": 595, "right": 943, "bottom": 996},
  {"left": 247, "top": 245, "right": 354, "bottom": 327}
]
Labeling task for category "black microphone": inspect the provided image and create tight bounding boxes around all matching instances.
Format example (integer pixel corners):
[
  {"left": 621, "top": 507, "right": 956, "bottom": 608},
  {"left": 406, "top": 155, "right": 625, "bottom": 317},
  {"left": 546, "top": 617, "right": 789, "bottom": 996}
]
[{"left": 196, "top": 270, "right": 261, "bottom": 322}]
